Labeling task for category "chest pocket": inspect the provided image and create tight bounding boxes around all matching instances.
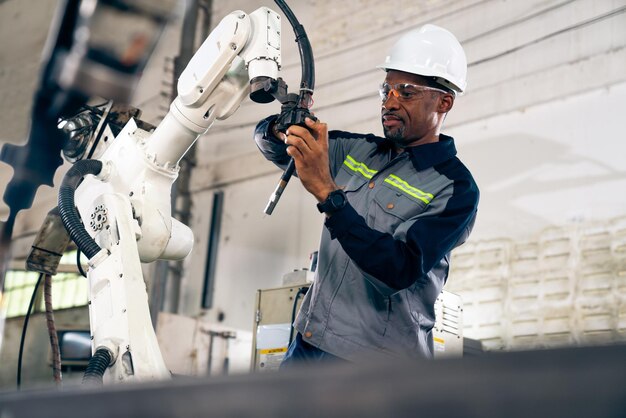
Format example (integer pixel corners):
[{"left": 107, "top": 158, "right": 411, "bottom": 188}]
[
  {"left": 337, "top": 165, "right": 369, "bottom": 193},
  {"left": 369, "top": 182, "right": 429, "bottom": 233}
]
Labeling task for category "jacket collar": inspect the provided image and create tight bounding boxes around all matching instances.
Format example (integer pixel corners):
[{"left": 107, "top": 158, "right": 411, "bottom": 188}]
[
  {"left": 368, "top": 134, "right": 458, "bottom": 170},
  {"left": 404, "top": 134, "right": 457, "bottom": 170}
]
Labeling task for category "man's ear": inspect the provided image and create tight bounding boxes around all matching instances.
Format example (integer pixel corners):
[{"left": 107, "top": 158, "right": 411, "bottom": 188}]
[{"left": 438, "top": 94, "right": 454, "bottom": 113}]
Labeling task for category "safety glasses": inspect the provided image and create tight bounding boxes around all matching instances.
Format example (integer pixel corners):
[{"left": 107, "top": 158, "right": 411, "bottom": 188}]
[{"left": 379, "top": 82, "right": 449, "bottom": 102}]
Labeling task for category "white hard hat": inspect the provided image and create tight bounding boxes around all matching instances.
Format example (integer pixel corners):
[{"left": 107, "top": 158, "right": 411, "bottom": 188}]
[{"left": 378, "top": 24, "right": 467, "bottom": 94}]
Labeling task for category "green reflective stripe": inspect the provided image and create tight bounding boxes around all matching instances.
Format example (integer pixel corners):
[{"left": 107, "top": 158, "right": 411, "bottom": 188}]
[
  {"left": 342, "top": 156, "right": 433, "bottom": 204},
  {"left": 384, "top": 174, "right": 434, "bottom": 204},
  {"left": 343, "top": 155, "right": 378, "bottom": 179}
]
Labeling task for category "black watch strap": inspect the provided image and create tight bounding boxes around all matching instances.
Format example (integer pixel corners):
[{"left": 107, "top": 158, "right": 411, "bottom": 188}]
[{"left": 317, "top": 189, "right": 347, "bottom": 214}]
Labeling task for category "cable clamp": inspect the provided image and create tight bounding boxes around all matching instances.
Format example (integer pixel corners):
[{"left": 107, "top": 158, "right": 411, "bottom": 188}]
[
  {"left": 88, "top": 248, "right": 109, "bottom": 269},
  {"left": 95, "top": 160, "right": 113, "bottom": 182},
  {"left": 95, "top": 341, "right": 118, "bottom": 366}
]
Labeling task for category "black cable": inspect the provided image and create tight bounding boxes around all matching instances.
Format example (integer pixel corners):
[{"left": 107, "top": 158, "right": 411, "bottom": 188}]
[
  {"left": 263, "top": 1, "right": 316, "bottom": 215},
  {"left": 17, "top": 272, "right": 44, "bottom": 390},
  {"left": 58, "top": 159, "right": 103, "bottom": 259},
  {"left": 76, "top": 250, "right": 87, "bottom": 278},
  {"left": 85, "top": 103, "right": 115, "bottom": 160},
  {"left": 288, "top": 287, "right": 308, "bottom": 345},
  {"left": 82, "top": 348, "right": 112, "bottom": 386},
  {"left": 274, "top": 0, "right": 314, "bottom": 91}
]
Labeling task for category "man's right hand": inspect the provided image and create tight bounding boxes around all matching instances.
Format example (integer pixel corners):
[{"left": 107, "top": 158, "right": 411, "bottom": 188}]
[{"left": 283, "top": 117, "right": 338, "bottom": 203}]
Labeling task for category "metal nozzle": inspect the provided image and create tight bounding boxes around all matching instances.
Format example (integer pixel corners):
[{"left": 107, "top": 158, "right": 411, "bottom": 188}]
[
  {"left": 264, "top": 158, "right": 296, "bottom": 215},
  {"left": 264, "top": 179, "right": 288, "bottom": 215}
]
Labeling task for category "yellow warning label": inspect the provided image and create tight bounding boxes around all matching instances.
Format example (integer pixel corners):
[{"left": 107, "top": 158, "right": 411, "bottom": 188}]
[
  {"left": 260, "top": 347, "right": 288, "bottom": 355},
  {"left": 434, "top": 337, "right": 445, "bottom": 352}
]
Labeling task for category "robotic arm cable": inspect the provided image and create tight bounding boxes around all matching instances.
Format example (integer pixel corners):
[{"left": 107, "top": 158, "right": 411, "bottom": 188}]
[{"left": 250, "top": 0, "right": 316, "bottom": 215}]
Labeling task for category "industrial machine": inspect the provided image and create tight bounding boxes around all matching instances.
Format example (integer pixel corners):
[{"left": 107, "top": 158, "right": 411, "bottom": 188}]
[
  {"left": 0, "top": 0, "right": 177, "bottom": 355},
  {"left": 45, "top": 0, "right": 316, "bottom": 385},
  {"left": 433, "top": 290, "right": 464, "bottom": 358},
  {"left": 251, "top": 280, "right": 311, "bottom": 372},
  {"left": 60, "top": 5, "right": 282, "bottom": 384}
]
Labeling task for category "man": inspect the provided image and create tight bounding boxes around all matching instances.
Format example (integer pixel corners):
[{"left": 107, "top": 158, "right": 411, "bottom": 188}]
[{"left": 254, "top": 24, "right": 479, "bottom": 364}]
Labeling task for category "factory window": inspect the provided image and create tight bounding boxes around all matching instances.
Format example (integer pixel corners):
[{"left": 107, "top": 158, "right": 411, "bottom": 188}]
[{"left": 2, "top": 250, "right": 88, "bottom": 318}]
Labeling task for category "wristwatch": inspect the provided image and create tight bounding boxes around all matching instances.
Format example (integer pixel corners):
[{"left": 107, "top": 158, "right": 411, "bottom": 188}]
[{"left": 317, "top": 189, "right": 348, "bottom": 214}]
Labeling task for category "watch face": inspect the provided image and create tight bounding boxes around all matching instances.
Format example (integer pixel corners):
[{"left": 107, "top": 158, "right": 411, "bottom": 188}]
[
  {"left": 317, "top": 190, "right": 347, "bottom": 213},
  {"left": 330, "top": 193, "right": 345, "bottom": 208}
]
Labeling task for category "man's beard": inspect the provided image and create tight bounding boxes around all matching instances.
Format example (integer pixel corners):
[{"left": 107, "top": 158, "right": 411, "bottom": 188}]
[{"left": 383, "top": 125, "right": 406, "bottom": 147}]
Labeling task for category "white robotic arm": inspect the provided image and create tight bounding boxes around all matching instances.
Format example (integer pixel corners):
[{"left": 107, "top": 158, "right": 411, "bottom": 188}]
[
  {"left": 147, "top": 8, "right": 281, "bottom": 168},
  {"left": 71, "top": 7, "right": 282, "bottom": 383}
]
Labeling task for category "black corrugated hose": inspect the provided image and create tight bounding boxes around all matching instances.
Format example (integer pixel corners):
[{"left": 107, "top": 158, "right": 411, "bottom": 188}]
[
  {"left": 82, "top": 348, "right": 112, "bottom": 386},
  {"left": 58, "top": 159, "right": 103, "bottom": 259}
]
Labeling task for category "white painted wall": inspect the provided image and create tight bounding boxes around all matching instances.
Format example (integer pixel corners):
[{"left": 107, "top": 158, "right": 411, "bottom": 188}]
[
  {"left": 182, "top": 173, "right": 323, "bottom": 326},
  {"left": 450, "top": 82, "right": 626, "bottom": 239}
]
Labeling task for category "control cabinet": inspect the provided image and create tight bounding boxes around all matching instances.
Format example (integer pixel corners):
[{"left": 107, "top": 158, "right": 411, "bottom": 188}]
[{"left": 251, "top": 283, "right": 309, "bottom": 372}]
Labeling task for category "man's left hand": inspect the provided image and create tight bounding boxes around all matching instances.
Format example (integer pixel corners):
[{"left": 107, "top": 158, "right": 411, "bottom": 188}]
[{"left": 283, "top": 117, "right": 338, "bottom": 202}]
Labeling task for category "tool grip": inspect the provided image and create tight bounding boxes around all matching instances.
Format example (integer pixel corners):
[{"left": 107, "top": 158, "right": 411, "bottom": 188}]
[{"left": 281, "top": 158, "right": 296, "bottom": 181}]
